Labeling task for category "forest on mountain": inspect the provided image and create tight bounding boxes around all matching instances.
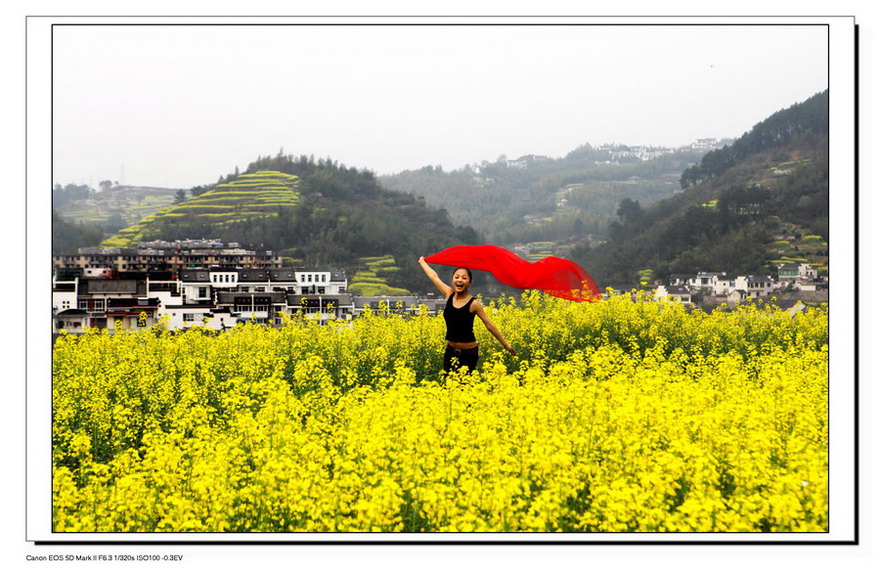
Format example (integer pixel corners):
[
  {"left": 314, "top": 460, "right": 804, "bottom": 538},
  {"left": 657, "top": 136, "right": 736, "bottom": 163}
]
[
  {"left": 380, "top": 146, "right": 705, "bottom": 246},
  {"left": 572, "top": 90, "right": 829, "bottom": 285},
  {"left": 52, "top": 209, "right": 103, "bottom": 255}
]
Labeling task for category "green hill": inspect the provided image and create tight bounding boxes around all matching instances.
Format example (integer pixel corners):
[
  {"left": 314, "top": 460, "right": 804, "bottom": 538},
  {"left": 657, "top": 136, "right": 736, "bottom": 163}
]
[
  {"left": 573, "top": 90, "right": 829, "bottom": 286},
  {"left": 102, "top": 171, "right": 301, "bottom": 247},
  {"left": 54, "top": 184, "right": 179, "bottom": 235},
  {"left": 98, "top": 155, "right": 480, "bottom": 294}
]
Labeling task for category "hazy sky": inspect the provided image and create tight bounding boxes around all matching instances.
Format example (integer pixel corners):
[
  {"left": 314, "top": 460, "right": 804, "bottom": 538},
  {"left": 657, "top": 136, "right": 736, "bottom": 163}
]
[{"left": 52, "top": 23, "right": 829, "bottom": 189}]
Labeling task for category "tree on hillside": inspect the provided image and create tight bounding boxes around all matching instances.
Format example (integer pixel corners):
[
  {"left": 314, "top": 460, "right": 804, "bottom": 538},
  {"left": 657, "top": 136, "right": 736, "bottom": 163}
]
[
  {"left": 617, "top": 198, "right": 644, "bottom": 226},
  {"left": 53, "top": 183, "right": 92, "bottom": 209},
  {"left": 680, "top": 90, "right": 828, "bottom": 190},
  {"left": 53, "top": 210, "right": 103, "bottom": 255}
]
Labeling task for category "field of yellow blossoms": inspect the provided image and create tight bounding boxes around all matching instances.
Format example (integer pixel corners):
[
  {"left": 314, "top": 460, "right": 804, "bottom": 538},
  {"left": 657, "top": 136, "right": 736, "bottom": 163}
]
[{"left": 52, "top": 292, "right": 828, "bottom": 532}]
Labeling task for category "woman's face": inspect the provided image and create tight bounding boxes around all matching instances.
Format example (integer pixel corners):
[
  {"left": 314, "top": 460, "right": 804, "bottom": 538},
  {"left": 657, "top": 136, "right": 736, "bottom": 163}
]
[{"left": 451, "top": 268, "right": 472, "bottom": 293}]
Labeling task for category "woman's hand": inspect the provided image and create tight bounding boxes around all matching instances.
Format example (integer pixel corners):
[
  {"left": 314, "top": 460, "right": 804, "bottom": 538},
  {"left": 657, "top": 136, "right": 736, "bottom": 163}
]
[{"left": 504, "top": 343, "right": 516, "bottom": 356}]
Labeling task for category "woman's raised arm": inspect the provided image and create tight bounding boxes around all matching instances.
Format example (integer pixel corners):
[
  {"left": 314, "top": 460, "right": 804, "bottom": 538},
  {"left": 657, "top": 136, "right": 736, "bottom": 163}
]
[{"left": 419, "top": 256, "right": 453, "bottom": 298}]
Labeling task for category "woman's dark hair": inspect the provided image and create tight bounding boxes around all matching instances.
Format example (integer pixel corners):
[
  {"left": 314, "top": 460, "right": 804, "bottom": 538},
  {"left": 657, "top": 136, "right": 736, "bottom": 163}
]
[{"left": 452, "top": 267, "right": 473, "bottom": 281}]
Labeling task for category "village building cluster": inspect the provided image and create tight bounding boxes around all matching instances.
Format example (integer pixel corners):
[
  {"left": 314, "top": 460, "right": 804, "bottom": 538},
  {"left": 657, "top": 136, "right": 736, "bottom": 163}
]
[
  {"left": 52, "top": 240, "right": 827, "bottom": 334},
  {"left": 609, "top": 263, "right": 827, "bottom": 305},
  {"left": 52, "top": 240, "right": 445, "bottom": 334}
]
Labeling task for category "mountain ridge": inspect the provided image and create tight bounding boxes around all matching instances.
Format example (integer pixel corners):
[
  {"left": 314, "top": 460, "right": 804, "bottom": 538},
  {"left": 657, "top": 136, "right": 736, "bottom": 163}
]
[
  {"left": 573, "top": 90, "right": 829, "bottom": 285},
  {"left": 53, "top": 90, "right": 829, "bottom": 293}
]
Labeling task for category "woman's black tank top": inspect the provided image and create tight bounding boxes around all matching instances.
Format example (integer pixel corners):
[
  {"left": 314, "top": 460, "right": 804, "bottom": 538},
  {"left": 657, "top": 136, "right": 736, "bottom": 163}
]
[{"left": 443, "top": 294, "right": 476, "bottom": 343}]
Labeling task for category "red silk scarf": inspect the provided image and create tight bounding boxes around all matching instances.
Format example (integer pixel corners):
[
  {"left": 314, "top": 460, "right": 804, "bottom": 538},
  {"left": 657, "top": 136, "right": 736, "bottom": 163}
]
[{"left": 425, "top": 245, "right": 601, "bottom": 302}]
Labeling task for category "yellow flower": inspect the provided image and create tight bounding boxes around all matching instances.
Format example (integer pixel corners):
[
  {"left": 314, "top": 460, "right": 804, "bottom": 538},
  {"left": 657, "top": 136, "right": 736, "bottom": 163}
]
[{"left": 52, "top": 292, "right": 828, "bottom": 532}]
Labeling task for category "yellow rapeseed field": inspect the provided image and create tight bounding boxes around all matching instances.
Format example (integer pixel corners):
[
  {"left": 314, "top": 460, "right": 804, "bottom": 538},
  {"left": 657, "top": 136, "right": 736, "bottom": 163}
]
[{"left": 52, "top": 292, "right": 828, "bottom": 532}]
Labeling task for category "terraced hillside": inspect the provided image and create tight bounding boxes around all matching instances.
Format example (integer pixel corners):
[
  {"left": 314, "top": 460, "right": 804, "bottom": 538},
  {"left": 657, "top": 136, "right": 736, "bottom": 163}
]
[
  {"left": 59, "top": 186, "right": 178, "bottom": 232},
  {"left": 102, "top": 171, "right": 301, "bottom": 247},
  {"left": 349, "top": 255, "right": 409, "bottom": 296}
]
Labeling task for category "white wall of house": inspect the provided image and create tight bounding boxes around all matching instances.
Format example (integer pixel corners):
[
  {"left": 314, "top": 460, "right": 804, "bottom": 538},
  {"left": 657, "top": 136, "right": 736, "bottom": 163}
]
[
  {"left": 695, "top": 272, "right": 721, "bottom": 289},
  {"left": 204, "top": 311, "right": 238, "bottom": 331},
  {"left": 162, "top": 307, "right": 214, "bottom": 331},
  {"left": 53, "top": 290, "right": 78, "bottom": 312},
  {"left": 210, "top": 271, "right": 239, "bottom": 286},
  {"left": 183, "top": 283, "right": 212, "bottom": 303},
  {"left": 654, "top": 285, "right": 692, "bottom": 303},
  {"left": 734, "top": 276, "right": 773, "bottom": 297},
  {"left": 799, "top": 264, "right": 817, "bottom": 279},
  {"left": 713, "top": 279, "right": 735, "bottom": 296},
  {"left": 295, "top": 271, "right": 345, "bottom": 295},
  {"left": 154, "top": 290, "right": 184, "bottom": 317},
  {"left": 155, "top": 308, "right": 240, "bottom": 331}
]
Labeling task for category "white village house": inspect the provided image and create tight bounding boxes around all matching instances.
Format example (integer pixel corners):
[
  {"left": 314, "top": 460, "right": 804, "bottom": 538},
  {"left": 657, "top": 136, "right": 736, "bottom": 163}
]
[{"left": 654, "top": 285, "right": 693, "bottom": 304}]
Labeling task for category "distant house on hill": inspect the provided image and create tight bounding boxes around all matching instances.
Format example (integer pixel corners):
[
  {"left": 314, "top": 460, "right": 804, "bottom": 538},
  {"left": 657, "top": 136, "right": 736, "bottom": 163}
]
[
  {"left": 778, "top": 262, "right": 817, "bottom": 283},
  {"left": 670, "top": 270, "right": 785, "bottom": 299},
  {"left": 670, "top": 274, "right": 697, "bottom": 288},
  {"left": 693, "top": 271, "right": 724, "bottom": 290},
  {"left": 734, "top": 275, "right": 775, "bottom": 298},
  {"left": 505, "top": 155, "right": 548, "bottom": 169},
  {"left": 655, "top": 285, "right": 693, "bottom": 304},
  {"left": 713, "top": 274, "right": 737, "bottom": 296},
  {"left": 691, "top": 138, "right": 721, "bottom": 150}
]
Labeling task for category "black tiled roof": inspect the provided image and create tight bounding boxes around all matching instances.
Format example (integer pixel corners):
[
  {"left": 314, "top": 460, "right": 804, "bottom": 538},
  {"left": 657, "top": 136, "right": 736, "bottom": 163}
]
[
  {"left": 84, "top": 279, "right": 145, "bottom": 294},
  {"left": 179, "top": 270, "right": 210, "bottom": 282},
  {"left": 238, "top": 269, "right": 269, "bottom": 281},
  {"left": 55, "top": 309, "right": 88, "bottom": 316},
  {"left": 269, "top": 268, "right": 297, "bottom": 281}
]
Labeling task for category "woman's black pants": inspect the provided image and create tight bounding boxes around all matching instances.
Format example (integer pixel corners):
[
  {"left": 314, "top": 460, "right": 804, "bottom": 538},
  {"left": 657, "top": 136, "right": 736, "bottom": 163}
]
[{"left": 443, "top": 344, "right": 479, "bottom": 374}]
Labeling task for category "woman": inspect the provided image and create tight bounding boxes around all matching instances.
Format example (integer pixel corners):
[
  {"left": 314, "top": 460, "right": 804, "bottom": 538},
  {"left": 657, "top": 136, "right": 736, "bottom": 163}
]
[{"left": 419, "top": 256, "right": 515, "bottom": 374}]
